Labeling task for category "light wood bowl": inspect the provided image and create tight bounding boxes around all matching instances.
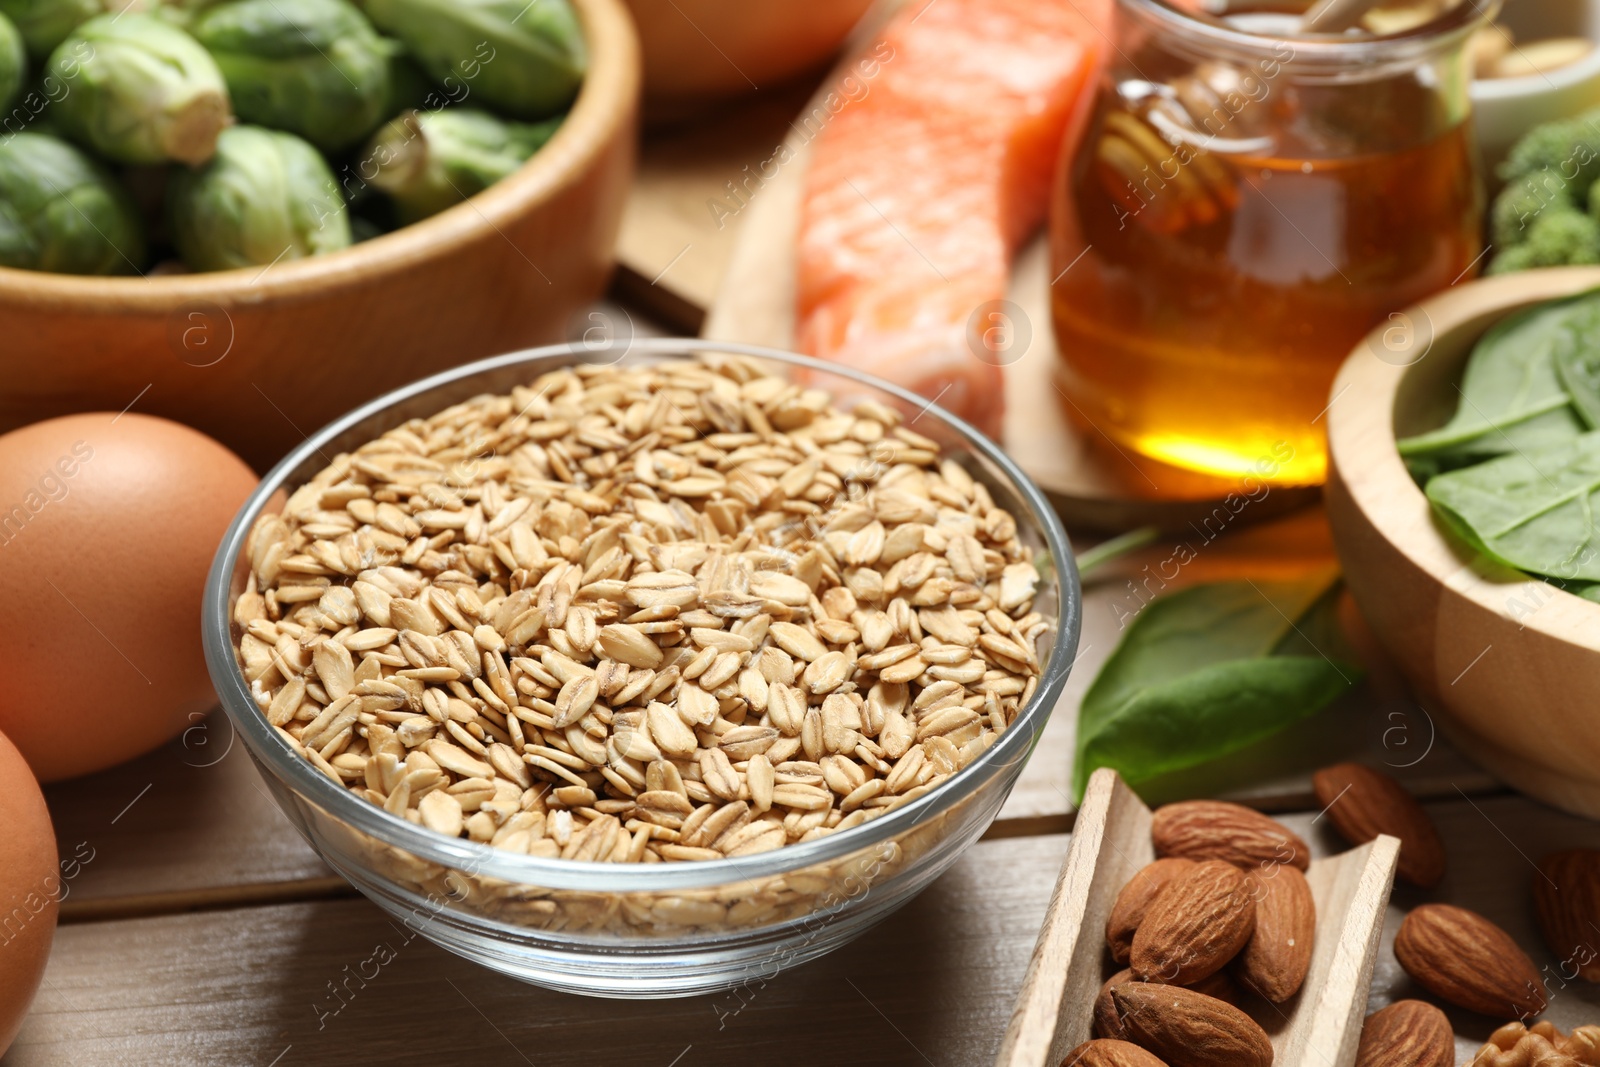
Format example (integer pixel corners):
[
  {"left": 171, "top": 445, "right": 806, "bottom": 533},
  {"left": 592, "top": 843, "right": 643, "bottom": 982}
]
[
  {"left": 624, "top": 0, "right": 872, "bottom": 113},
  {"left": 1326, "top": 266, "right": 1600, "bottom": 819},
  {"left": 0, "top": 0, "right": 639, "bottom": 471},
  {"left": 995, "top": 770, "right": 1400, "bottom": 1067}
]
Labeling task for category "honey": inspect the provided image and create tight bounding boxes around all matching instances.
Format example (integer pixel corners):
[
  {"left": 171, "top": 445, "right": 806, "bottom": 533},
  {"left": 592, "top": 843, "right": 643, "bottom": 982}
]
[{"left": 1050, "top": 0, "right": 1490, "bottom": 486}]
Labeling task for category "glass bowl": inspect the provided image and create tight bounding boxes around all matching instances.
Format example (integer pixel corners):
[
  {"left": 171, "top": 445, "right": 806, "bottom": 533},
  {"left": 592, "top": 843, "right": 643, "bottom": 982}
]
[{"left": 202, "top": 338, "right": 1081, "bottom": 998}]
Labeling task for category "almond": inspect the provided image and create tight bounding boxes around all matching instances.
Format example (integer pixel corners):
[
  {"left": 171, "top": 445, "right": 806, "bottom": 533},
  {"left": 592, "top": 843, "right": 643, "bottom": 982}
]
[
  {"left": 1131, "top": 860, "right": 1256, "bottom": 985},
  {"left": 1184, "top": 967, "right": 1243, "bottom": 1007},
  {"left": 1108, "top": 983, "right": 1274, "bottom": 1067},
  {"left": 1151, "top": 800, "right": 1310, "bottom": 872},
  {"left": 1107, "top": 858, "right": 1198, "bottom": 964},
  {"left": 1235, "top": 866, "right": 1316, "bottom": 1003},
  {"left": 1355, "top": 1000, "right": 1454, "bottom": 1067},
  {"left": 1394, "top": 903, "right": 1548, "bottom": 1017},
  {"left": 1533, "top": 849, "right": 1600, "bottom": 983},
  {"left": 1095, "top": 969, "right": 1135, "bottom": 1039},
  {"left": 1312, "top": 762, "right": 1446, "bottom": 888},
  {"left": 1060, "top": 1038, "right": 1170, "bottom": 1067}
]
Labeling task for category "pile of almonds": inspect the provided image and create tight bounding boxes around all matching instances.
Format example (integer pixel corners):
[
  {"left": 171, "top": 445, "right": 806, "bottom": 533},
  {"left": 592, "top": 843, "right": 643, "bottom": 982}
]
[
  {"left": 1308, "top": 765, "right": 1600, "bottom": 1067},
  {"left": 1066, "top": 800, "right": 1314, "bottom": 1067},
  {"left": 1059, "top": 764, "right": 1600, "bottom": 1067}
]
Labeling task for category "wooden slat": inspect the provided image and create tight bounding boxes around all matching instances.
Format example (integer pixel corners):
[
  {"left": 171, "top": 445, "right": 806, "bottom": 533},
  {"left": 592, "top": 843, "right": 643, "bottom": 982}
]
[
  {"left": 11, "top": 796, "right": 1598, "bottom": 1066},
  {"left": 44, "top": 726, "right": 330, "bottom": 917}
]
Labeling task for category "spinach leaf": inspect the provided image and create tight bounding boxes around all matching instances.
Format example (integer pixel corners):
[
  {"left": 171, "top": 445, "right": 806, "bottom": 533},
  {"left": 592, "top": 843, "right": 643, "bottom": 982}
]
[
  {"left": 1072, "top": 569, "right": 1361, "bottom": 801},
  {"left": 1425, "top": 430, "right": 1600, "bottom": 583},
  {"left": 1552, "top": 300, "right": 1600, "bottom": 430},
  {"left": 1397, "top": 298, "right": 1587, "bottom": 468}
]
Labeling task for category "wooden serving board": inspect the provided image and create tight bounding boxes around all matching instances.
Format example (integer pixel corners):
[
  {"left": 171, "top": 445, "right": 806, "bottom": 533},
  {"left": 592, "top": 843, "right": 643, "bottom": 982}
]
[
  {"left": 996, "top": 770, "right": 1400, "bottom": 1067},
  {"left": 697, "top": 44, "right": 1318, "bottom": 531}
]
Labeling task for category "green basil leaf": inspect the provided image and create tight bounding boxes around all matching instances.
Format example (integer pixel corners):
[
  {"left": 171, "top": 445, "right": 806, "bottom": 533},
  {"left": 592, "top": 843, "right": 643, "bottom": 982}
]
[
  {"left": 1425, "top": 430, "right": 1600, "bottom": 582},
  {"left": 1072, "top": 570, "right": 1360, "bottom": 801},
  {"left": 1397, "top": 297, "right": 1587, "bottom": 466}
]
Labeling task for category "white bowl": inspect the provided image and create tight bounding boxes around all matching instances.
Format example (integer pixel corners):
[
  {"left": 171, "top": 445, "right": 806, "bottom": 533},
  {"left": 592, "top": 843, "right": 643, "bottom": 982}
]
[{"left": 1473, "top": 0, "right": 1600, "bottom": 172}]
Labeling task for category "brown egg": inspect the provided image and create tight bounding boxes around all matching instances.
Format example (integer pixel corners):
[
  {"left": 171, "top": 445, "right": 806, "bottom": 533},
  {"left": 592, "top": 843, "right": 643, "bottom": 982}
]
[
  {"left": 0, "top": 728, "right": 58, "bottom": 1055},
  {"left": 0, "top": 413, "right": 256, "bottom": 781}
]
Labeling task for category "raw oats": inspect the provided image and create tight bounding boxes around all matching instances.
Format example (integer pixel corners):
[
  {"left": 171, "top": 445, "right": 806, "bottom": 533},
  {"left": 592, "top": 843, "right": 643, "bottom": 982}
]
[{"left": 235, "top": 358, "right": 1048, "bottom": 871}]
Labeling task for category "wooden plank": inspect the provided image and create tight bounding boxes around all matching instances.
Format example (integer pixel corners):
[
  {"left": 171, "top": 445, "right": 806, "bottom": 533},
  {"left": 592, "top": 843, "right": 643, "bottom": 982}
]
[
  {"left": 11, "top": 796, "right": 1597, "bottom": 1066},
  {"left": 8, "top": 834, "right": 1072, "bottom": 1067},
  {"left": 44, "top": 722, "right": 330, "bottom": 917}
]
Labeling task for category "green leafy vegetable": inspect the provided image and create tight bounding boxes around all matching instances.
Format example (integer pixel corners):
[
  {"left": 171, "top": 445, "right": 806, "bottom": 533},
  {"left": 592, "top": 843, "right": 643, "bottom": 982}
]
[
  {"left": 1425, "top": 431, "right": 1600, "bottom": 584},
  {"left": 1396, "top": 297, "right": 1588, "bottom": 471},
  {"left": 1552, "top": 299, "right": 1600, "bottom": 430},
  {"left": 1072, "top": 569, "right": 1360, "bottom": 801}
]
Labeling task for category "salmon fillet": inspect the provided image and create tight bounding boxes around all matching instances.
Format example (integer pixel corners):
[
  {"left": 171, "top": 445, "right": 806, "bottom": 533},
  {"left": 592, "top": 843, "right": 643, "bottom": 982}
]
[{"left": 796, "top": 0, "right": 1109, "bottom": 440}]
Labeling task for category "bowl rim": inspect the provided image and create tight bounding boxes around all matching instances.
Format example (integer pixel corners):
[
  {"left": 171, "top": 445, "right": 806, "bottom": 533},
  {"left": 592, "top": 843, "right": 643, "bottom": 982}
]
[
  {"left": 1470, "top": 0, "right": 1600, "bottom": 101},
  {"left": 0, "top": 0, "right": 639, "bottom": 308},
  {"left": 1327, "top": 266, "right": 1600, "bottom": 641},
  {"left": 203, "top": 337, "right": 1083, "bottom": 892}
]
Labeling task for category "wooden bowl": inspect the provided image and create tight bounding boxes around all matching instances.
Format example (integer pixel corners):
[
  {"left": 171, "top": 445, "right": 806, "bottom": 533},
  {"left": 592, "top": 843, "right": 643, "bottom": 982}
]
[
  {"left": 0, "top": 0, "right": 639, "bottom": 471},
  {"left": 1326, "top": 266, "right": 1600, "bottom": 819},
  {"left": 995, "top": 770, "right": 1400, "bottom": 1067},
  {"left": 624, "top": 0, "right": 872, "bottom": 113}
]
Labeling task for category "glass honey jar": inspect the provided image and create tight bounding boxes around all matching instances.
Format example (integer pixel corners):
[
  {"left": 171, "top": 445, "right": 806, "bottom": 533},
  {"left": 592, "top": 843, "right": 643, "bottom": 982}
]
[{"left": 1050, "top": 0, "right": 1497, "bottom": 485}]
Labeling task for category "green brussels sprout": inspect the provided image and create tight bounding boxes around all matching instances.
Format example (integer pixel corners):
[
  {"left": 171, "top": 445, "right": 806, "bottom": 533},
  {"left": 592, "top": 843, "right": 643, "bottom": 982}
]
[
  {"left": 192, "top": 0, "right": 400, "bottom": 152},
  {"left": 0, "top": 131, "right": 144, "bottom": 273},
  {"left": 48, "top": 13, "right": 230, "bottom": 164},
  {"left": 0, "top": 0, "right": 100, "bottom": 61},
  {"left": 364, "top": 106, "right": 558, "bottom": 223},
  {"left": 0, "top": 11, "right": 24, "bottom": 112},
  {"left": 363, "top": 0, "right": 584, "bottom": 120},
  {"left": 167, "top": 124, "right": 350, "bottom": 271}
]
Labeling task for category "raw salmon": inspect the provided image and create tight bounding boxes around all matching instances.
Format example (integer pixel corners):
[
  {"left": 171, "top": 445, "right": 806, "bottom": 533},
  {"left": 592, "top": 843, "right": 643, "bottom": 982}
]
[{"left": 796, "top": 0, "right": 1109, "bottom": 439}]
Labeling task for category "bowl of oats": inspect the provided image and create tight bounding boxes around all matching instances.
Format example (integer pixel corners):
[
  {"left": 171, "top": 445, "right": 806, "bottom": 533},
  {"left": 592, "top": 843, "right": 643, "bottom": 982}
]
[{"left": 203, "top": 337, "right": 1079, "bottom": 997}]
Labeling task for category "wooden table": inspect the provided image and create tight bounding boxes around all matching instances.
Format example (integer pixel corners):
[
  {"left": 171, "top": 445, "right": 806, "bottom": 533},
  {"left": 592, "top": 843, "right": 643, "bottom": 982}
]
[{"left": 8, "top": 92, "right": 1599, "bottom": 1067}]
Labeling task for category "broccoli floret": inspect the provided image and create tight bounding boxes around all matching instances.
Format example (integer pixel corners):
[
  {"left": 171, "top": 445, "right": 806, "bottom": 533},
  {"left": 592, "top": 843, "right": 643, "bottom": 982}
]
[
  {"left": 1487, "top": 244, "right": 1543, "bottom": 276},
  {"left": 1489, "top": 208, "right": 1600, "bottom": 273},
  {"left": 1499, "top": 110, "right": 1600, "bottom": 192},
  {"left": 1492, "top": 179, "right": 1559, "bottom": 246},
  {"left": 1489, "top": 109, "right": 1600, "bottom": 274}
]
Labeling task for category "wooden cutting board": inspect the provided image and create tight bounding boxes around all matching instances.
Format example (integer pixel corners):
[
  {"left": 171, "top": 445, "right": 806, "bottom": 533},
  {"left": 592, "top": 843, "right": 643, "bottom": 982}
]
[{"left": 698, "top": 25, "right": 1319, "bottom": 532}]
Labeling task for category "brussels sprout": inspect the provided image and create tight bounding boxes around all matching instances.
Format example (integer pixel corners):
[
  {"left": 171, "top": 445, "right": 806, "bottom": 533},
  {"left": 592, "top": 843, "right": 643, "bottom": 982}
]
[
  {"left": 48, "top": 13, "right": 230, "bottom": 164},
  {"left": 0, "top": 0, "right": 99, "bottom": 60},
  {"left": 0, "top": 11, "right": 24, "bottom": 113},
  {"left": 363, "top": 0, "right": 584, "bottom": 120},
  {"left": 192, "top": 0, "right": 399, "bottom": 152},
  {"left": 365, "top": 106, "right": 558, "bottom": 222},
  {"left": 0, "top": 131, "right": 144, "bottom": 273},
  {"left": 167, "top": 124, "right": 350, "bottom": 271}
]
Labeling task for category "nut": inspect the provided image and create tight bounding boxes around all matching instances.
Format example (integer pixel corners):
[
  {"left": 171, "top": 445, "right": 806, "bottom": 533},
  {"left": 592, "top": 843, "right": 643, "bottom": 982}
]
[
  {"left": 1355, "top": 1000, "right": 1454, "bottom": 1067},
  {"left": 1094, "top": 969, "right": 1134, "bottom": 1040},
  {"left": 1470, "top": 1021, "right": 1596, "bottom": 1067},
  {"left": 1234, "top": 866, "right": 1315, "bottom": 1003},
  {"left": 1107, "top": 857, "right": 1197, "bottom": 964},
  {"left": 1312, "top": 762, "right": 1446, "bottom": 888},
  {"left": 1183, "top": 967, "right": 1241, "bottom": 1007},
  {"left": 1394, "top": 903, "right": 1548, "bottom": 1018},
  {"left": 1533, "top": 849, "right": 1600, "bottom": 983},
  {"left": 1130, "top": 860, "right": 1256, "bottom": 986},
  {"left": 1060, "top": 1038, "right": 1170, "bottom": 1067},
  {"left": 1151, "top": 800, "right": 1310, "bottom": 872},
  {"left": 1107, "top": 983, "right": 1274, "bottom": 1067}
]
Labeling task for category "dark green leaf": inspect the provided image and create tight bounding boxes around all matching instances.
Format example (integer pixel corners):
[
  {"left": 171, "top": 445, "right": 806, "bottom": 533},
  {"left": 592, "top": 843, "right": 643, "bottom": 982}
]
[
  {"left": 1397, "top": 297, "right": 1589, "bottom": 466},
  {"left": 1552, "top": 299, "right": 1600, "bottom": 430},
  {"left": 1072, "top": 570, "right": 1360, "bottom": 800},
  {"left": 1425, "top": 430, "right": 1600, "bottom": 583}
]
